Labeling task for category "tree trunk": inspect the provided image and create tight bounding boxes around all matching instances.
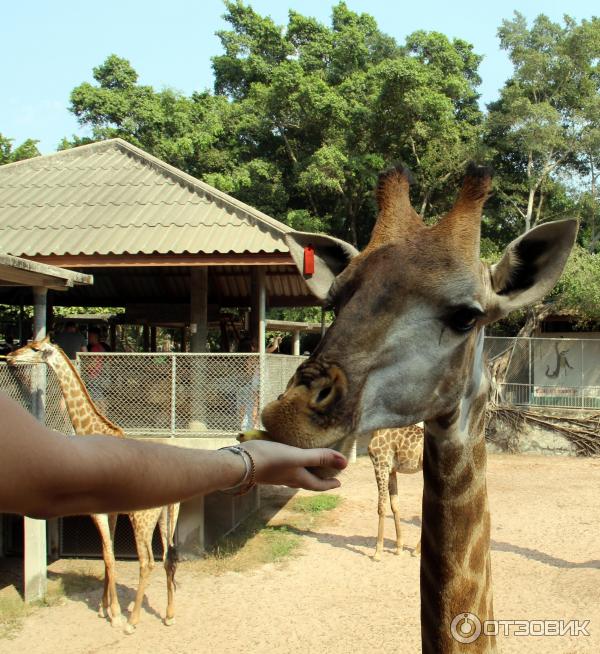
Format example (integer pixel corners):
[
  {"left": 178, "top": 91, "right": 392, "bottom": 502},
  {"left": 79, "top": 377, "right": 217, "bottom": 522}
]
[
  {"left": 525, "top": 187, "right": 536, "bottom": 233},
  {"left": 488, "top": 305, "right": 552, "bottom": 404},
  {"left": 534, "top": 188, "right": 545, "bottom": 228},
  {"left": 525, "top": 151, "right": 535, "bottom": 232}
]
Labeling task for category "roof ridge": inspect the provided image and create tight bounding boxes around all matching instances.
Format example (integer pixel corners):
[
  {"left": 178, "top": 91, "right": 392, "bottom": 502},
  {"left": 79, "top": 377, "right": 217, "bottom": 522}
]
[
  {"left": 0, "top": 139, "right": 117, "bottom": 172},
  {"left": 110, "top": 139, "right": 293, "bottom": 236}
]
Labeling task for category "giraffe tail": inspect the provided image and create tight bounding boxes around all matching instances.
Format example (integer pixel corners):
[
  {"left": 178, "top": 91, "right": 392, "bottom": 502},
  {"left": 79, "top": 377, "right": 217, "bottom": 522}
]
[
  {"left": 165, "top": 544, "right": 179, "bottom": 592},
  {"left": 164, "top": 503, "right": 180, "bottom": 591}
]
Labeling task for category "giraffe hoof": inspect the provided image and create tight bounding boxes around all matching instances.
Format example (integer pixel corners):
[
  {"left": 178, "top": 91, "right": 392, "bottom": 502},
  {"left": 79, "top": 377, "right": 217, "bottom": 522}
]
[
  {"left": 110, "top": 614, "right": 125, "bottom": 628},
  {"left": 124, "top": 623, "right": 136, "bottom": 635},
  {"left": 372, "top": 552, "right": 382, "bottom": 562},
  {"left": 164, "top": 617, "right": 176, "bottom": 627},
  {"left": 98, "top": 606, "right": 107, "bottom": 619},
  {"left": 395, "top": 548, "right": 408, "bottom": 557}
]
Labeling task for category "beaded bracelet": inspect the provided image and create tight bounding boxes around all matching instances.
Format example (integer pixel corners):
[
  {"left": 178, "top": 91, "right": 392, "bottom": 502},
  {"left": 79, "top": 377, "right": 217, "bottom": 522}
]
[{"left": 220, "top": 445, "right": 257, "bottom": 496}]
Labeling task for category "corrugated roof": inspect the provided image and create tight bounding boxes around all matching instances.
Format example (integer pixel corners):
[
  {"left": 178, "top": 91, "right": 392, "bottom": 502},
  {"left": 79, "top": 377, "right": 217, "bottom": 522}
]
[{"left": 0, "top": 139, "right": 292, "bottom": 257}]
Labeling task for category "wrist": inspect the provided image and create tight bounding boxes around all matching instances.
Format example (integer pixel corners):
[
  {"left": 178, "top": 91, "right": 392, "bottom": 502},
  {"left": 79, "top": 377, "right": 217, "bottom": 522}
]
[
  {"left": 216, "top": 448, "right": 246, "bottom": 488},
  {"left": 218, "top": 445, "right": 257, "bottom": 495}
]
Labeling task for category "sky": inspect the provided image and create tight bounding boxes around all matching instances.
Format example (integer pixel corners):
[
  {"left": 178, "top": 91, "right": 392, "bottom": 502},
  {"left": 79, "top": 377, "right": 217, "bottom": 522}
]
[{"left": 2, "top": 0, "right": 599, "bottom": 154}]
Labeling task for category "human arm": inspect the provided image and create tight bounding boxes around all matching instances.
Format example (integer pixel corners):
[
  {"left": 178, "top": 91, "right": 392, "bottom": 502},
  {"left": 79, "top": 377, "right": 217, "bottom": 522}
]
[{"left": 0, "top": 394, "right": 347, "bottom": 519}]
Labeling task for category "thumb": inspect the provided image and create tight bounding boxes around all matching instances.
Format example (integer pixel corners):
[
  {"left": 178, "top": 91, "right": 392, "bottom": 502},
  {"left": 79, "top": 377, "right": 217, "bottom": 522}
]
[{"left": 306, "top": 448, "right": 348, "bottom": 471}]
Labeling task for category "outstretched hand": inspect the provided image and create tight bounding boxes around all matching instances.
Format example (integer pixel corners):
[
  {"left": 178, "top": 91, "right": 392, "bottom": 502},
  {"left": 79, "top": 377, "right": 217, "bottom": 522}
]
[{"left": 240, "top": 440, "right": 348, "bottom": 491}]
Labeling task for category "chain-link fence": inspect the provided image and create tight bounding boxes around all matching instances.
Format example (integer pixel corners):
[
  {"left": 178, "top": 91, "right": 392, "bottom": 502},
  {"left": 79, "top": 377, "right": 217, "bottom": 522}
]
[
  {"left": 0, "top": 361, "right": 73, "bottom": 434},
  {"left": 2, "top": 339, "right": 599, "bottom": 438},
  {"left": 77, "top": 352, "right": 307, "bottom": 437},
  {"left": 486, "top": 336, "right": 600, "bottom": 409}
]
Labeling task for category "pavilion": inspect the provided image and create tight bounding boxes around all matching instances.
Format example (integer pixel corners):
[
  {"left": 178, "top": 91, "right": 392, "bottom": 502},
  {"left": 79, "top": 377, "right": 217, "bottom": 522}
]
[{"left": 0, "top": 138, "right": 317, "bottom": 352}]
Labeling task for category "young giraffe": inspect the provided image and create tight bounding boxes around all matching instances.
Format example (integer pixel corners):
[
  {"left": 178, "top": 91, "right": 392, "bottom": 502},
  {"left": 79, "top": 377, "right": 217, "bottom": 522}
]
[
  {"left": 8, "top": 338, "right": 180, "bottom": 633},
  {"left": 368, "top": 424, "right": 423, "bottom": 560},
  {"left": 255, "top": 164, "right": 576, "bottom": 653}
]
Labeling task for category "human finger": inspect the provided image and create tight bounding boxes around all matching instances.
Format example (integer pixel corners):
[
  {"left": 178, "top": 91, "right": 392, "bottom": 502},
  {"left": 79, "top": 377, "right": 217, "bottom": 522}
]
[{"left": 291, "top": 466, "right": 342, "bottom": 492}]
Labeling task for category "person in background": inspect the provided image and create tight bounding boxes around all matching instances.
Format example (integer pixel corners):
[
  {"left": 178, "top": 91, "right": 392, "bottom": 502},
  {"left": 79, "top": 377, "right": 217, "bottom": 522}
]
[
  {"left": 87, "top": 326, "right": 107, "bottom": 353},
  {"left": 53, "top": 321, "right": 87, "bottom": 359}
]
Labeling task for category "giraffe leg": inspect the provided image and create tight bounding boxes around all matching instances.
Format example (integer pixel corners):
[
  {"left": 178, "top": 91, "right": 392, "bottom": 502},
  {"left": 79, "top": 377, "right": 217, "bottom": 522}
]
[
  {"left": 163, "top": 503, "right": 180, "bottom": 626},
  {"left": 388, "top": 472, "right": 405, "bottom": 555},
  {"left": 91, "top": 514, "right": 123, "bottom": 626},
  {"left": 125, "top": 511, "right": 158, "bottom": 635},
  {"left": 158, "top": 507, "right": 168, "bottom": 556},
  {"left": 372, "top": 464, "right": 390, "bottom": 561},
  {"left": 413, "top": 538, "right": 421, "bottom": 557}
]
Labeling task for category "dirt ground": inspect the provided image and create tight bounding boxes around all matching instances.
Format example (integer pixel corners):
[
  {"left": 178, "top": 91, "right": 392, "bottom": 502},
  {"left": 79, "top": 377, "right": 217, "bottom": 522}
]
[{"left": 2, "top": 453, "right": 599, "bottom": 654}]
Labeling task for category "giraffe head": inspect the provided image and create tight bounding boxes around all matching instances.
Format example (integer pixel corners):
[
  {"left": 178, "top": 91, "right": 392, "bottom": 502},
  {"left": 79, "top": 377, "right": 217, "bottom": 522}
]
[
  {"left": 7, "top": 336, "right": 64, "bottom": 367},
  {"left": 262, "top": 165, "right": 577, "bottom": 462}
]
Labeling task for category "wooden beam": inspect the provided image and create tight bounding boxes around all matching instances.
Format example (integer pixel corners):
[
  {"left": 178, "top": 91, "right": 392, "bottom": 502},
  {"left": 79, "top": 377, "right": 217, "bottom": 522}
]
[
  {"left": 0, "top": 267, "right": 73, "bottom": 291},
  {"left": 0, "top": 255, "right": 92, "bottom": 288}
]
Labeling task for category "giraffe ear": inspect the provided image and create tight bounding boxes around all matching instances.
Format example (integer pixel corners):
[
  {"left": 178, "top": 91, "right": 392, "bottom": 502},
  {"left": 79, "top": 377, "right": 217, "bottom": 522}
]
[
  {"left": 490, "top": 219, "right": 578, "bottom": 317},
  {"left": 285, "top": 231, "right": 359, "bottom": 302}
]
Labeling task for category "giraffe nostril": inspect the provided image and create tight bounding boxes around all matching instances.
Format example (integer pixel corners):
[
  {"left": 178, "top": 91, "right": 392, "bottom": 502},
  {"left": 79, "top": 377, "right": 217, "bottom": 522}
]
[{"left": 315, "top": 386, "right": 333, "bottom": 404}]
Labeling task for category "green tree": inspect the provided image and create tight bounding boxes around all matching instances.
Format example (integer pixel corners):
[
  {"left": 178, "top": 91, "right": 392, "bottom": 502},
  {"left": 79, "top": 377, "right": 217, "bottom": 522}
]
[
  {"left": 485, "top": 13, "right": 600, "bottom": 234},
  {"left": 550, "top": 245, "right": 600, "bottom": 322},
  {"left": 66, "top": 55, "right": 236, "bottom": 183},
  {"left": 0, "top": 134, "right": 40, "bottom": 165},
  {"left": 212, "top": 1, "right": 484, "bottom": 245}
]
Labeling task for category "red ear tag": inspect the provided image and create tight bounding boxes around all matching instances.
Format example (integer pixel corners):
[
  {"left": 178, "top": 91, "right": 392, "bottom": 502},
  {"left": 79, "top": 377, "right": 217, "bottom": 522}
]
[{"left": 304, "top": 245, "right": 315, "bottom": 275}]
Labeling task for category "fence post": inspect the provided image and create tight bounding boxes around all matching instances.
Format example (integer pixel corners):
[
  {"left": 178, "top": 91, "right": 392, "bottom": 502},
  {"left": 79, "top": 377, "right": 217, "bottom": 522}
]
[
  {"left": 171, "top": 354, "right": 177, "bottom": 436},
  {"left": 581, "top": 339, "right": 584, "bottom": 409},
  {"left": 529, "top": 337, "right": 533, "bottom": 407}
]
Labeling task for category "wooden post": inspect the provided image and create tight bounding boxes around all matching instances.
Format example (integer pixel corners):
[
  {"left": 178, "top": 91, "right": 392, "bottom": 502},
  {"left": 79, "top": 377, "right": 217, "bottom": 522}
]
[
  {"left": 150, "top": 326, "right": 157, "bottom": 353},
  {"left": 292, "top": 330, "right": 301, "bottom": 356},
  {"left": 185, "top": 268, "right": 209, "bottom": 554},
  {"left": 250, "top": 268, "right": 266, "bottom": 353},
  {"left": 109, "top": 323, "right": 117, "bottom": 352},
  {"left": 142, "top": 325, "right": 150, "bottom": 352},
  {"left": 180, "top": 327, "right": 187, "bottom": 353},
  {"left": 190, "top": 268, "right": 208, "bottom": 353},
  {"left": 24, "top": 287, "right": 48, "bottom": 602}
]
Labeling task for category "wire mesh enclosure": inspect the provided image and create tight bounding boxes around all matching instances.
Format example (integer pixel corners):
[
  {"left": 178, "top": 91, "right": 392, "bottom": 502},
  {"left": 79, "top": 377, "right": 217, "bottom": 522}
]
[
  {"left": 0, "top": 361, "right": 73, "bottom": 434},
  {"left": 76, "top": 353, "right": 307, "bottom": 436},
  {"left": 485, "top": 336, "right": 600, "bottom": 409}
]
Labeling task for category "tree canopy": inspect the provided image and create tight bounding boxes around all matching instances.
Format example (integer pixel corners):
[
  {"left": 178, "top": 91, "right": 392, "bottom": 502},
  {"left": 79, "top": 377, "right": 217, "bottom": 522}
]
[
  {"left": 0, "top": 134, "right": 40, "bottom": 165},
  {"left": 53, "top": 3, "right": 600, "bottom": 326}
]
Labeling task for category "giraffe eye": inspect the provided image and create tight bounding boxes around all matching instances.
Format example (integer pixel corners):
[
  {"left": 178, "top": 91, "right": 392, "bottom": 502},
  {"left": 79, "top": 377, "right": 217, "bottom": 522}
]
[{"left": 446, "top": 306, "right": 483, "bottom": 333}]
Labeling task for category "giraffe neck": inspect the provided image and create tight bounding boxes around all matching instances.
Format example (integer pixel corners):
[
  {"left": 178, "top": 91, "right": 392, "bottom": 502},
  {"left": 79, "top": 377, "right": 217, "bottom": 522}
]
[
  {"left": 48, "top": 349, "right": 123, "bottom": 437},
  {"left": 421, "top": 330, "right": 495, "bottom": 654}
]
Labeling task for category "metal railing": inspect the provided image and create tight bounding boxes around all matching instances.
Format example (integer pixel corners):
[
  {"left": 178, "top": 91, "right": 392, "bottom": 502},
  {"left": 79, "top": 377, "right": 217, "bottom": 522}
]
[
  {"left": 498, "top": 382, "right": 600, "bottom": 409},
  {"left": 486, "top": 336, "right": 600, "bottom": 410}
]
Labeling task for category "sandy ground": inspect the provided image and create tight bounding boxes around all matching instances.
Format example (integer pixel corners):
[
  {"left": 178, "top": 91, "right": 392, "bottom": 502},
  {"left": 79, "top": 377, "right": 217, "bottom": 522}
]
[{"left": 2, "top": 453, "right": 599, "bottom": 654}]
